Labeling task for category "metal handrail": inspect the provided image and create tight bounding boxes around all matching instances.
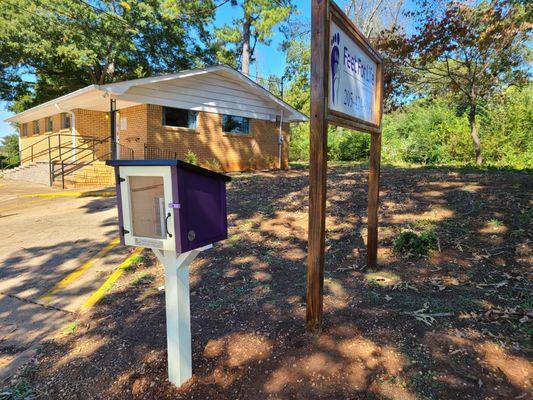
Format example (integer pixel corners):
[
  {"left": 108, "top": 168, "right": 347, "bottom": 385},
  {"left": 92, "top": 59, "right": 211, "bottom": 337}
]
[
  {"left": 51, "top": 139, "right": 135, "bottom": 188},
  {"left": 144, "top": 143, "right": 177, "bottom": 160},
  {"left": 50, "top": 137, "right": 110, "bottom": 187},
  {"left": 49, "top": 136, "right": 108, "bottom": 163},
  {"left": 1, "top": 132, "right": 112, "bottom": 172},
  {"left": 49, "top": 136, "right": 110, "bottom": 186},
  {"left": 1, "top": 130, "right": 135, "bottom": 188}
]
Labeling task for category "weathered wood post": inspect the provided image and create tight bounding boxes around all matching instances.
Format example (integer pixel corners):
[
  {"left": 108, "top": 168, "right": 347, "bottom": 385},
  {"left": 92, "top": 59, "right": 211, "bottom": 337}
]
[
  {"left": 307, "top": 0, "right": 384, "bottom": 332},
  {"left": 307, "top": 0, "right": 329, "bottom": 333},
  {"left": 367, "top": 130, "right": 381, "bottom": 269}
]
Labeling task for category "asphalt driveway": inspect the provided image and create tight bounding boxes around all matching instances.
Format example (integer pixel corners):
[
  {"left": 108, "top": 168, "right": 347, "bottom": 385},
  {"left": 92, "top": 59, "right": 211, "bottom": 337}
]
[{"left": 0, "top": 179, "right": 129, "bottom": 381}]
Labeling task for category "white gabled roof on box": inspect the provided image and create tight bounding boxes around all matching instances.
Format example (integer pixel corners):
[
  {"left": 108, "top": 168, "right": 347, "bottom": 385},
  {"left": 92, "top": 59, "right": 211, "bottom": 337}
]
[{"left": 6, "top": 65, "right": 308, "bottom": 124}]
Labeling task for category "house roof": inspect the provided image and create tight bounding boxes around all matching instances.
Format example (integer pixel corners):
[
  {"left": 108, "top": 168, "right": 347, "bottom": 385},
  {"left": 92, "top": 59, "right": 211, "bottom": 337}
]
[{"left": 6, "top": 65, "right": 308, "bottom": 124}]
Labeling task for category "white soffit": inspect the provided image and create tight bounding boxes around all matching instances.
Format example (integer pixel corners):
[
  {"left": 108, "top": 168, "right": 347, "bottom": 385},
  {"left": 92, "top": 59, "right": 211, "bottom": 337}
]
[{"left": 6, "top": 65, "right": 308, "bottom": 124}]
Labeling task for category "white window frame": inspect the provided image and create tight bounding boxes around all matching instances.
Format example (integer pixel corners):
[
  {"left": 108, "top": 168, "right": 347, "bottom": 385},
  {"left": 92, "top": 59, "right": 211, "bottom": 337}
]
[{"left": 119, "top": 166, "right": 176, "bottom": 252}]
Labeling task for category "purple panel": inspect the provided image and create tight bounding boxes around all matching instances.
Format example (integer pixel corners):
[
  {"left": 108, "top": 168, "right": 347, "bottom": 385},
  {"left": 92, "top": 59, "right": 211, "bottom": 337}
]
[{"left": 177, "top": 167, "right": 228, "bottom": 252}]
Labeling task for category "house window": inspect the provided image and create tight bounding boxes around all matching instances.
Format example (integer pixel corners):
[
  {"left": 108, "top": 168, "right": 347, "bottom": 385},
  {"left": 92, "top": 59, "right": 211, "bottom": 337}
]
[
  {"left": 222, "top": 114, "right": 250, "bottom": 135},
  {"left": 61, "top": 113, "right": 71, "bottom": 129},
  {"left": 33, "top": 120, "right": 40, "bottom": 135},
  {"left": 45, "top": 117, "right": 53, "bottom": 132},
  {"left": 21, "top": 123, "right": 28, "bottom": 137},
  {"left": 162, "top": 107, "right": 197, "bottom": 129}
]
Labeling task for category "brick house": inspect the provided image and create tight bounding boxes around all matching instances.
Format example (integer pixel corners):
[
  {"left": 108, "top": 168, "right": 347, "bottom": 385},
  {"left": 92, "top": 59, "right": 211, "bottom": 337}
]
[{"left": 4, "top": 65, "right": 307, "bottom": 187}]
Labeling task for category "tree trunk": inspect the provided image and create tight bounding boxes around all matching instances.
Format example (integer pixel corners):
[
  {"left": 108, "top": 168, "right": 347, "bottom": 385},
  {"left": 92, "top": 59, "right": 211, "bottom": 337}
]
[
  {"left": 468, "top": 104, "right": 482, "bottom": 165},
  {"left": 241, "top": 16, "right": 251, "bottom": 75}
]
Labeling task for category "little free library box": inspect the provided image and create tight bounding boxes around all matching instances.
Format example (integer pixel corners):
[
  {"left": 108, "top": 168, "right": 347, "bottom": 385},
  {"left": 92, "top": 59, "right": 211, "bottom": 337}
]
[
  {"left": 106, "top": 159, "right": 231, "bottom": 387},
  {"left": 106, "top": 159, "right": 231, "bottom": 252}
]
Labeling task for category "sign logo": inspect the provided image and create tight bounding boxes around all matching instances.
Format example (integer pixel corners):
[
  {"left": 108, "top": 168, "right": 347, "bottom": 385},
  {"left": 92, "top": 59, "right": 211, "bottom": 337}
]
[{"left": 330, "top": 32, "right": 340, "bottom": 105}]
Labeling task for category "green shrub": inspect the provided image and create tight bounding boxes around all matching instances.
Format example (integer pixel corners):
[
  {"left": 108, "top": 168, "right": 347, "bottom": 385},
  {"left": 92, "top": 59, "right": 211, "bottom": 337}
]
[
  {"left": 289, "top": 122, "right": 310, "bottom": 161},
  {"left": 130, "top": 272, "right": 155, "bottom": 286},
  {"left": 288, "top": 85, "right": 532, "bottom": 169},
  {"left": 327, "top": 126, "right": 370, "bottom": 161},
  {"left": 184, "top": 150, "right": 198, "bottom": 165},
  {"left": 381, "top": 86, "right": 533, "bottom": 168},
  {"left": 205, "top": 158, "right": 222, "bottom": 171},
  {"left": 393, "top": 231, "right": 438, "bottom": 256}
]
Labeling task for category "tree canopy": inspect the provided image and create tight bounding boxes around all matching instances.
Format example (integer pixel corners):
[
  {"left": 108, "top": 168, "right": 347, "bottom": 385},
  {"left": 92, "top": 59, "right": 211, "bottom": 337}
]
[
  {"left": 0, "top": 0, "right": 220, "bottom": 112},
  {"left": 214, "top": 0, "right": 293, "bottom": 75},
  {"left": 379, "top": 0, "right": 531, "bottom": 164}
]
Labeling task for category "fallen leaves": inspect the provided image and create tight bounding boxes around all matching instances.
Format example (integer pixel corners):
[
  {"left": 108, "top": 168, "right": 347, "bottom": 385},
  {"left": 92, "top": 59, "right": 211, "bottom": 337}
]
[
  {"left": 392, "top": 281, "right": 418, "bottom": 292},
  {"left": 402, "top": 302, "right": 454, "bottom": 326},
  {"left": 460, "top": 306, "right": 532, "bottom": 324}
]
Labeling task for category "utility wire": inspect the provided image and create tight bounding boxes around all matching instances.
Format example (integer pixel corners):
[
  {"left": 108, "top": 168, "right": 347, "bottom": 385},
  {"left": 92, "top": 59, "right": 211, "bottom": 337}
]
[
  {"left": 71, "top": 0, "right": 135, "bottom": 31},
  {"left": 3, "top": 0, "right": 121, "bottom": 39}
]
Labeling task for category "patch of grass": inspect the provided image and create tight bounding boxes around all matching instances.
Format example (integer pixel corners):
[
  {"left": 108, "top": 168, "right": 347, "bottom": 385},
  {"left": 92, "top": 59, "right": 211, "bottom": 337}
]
[
  {"left": 0, "top": 365, "right": 45, "bottom": 400},
  {"left": 487, "top": 218, "right": 503, "bottom": 227},
  {"left": 208, "top": 298, "right": 224, "bottom": 309},
  {"left": 407, "top": 219, "right": 437, "bottom": 231},
  {"left": 123, "top": 254, "right": 149, "bottom": 272},
  {"left": 511, "top": 227, "right": 525, "bottom": 237},
  {"left": 130, "top": 272, "right": 155, "bottom": 286},
  {"left": 129, "top": 254, "right": 146, "bottom": 264},
  {"left": 393, "top": 231, "right": 438, "bottom": 256},
  {"left": 408, "top": 370, "right": 440, "bottom": 400},
  {"left": 0, "top": 380, "right": 36, "bottom": 400},
  {"left": 519, "top": 295, "right": 533, "bottom": 310},
  {"left": 394, "top": 291, "right": 477, "bottom": 313},
  {"left": 225, "top": 233, "right": 242, "bottom": 245},
  {"left": 123, "top": 264, "right": 136, "bottom": 273},
  {"left": 61, "top": 322, "right": 77, "bottom": 334},
  {"left": 234, "top": 284, "right": 250, "bottom": 295},
  {"left": 361, "top": 290, "right": 381, "bottom": 302}
]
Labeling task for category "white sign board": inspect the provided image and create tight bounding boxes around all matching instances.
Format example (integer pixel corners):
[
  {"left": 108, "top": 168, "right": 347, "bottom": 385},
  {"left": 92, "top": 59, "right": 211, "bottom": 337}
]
[{"left": 328, "top": 20, "right": 380, "bottom": 128}]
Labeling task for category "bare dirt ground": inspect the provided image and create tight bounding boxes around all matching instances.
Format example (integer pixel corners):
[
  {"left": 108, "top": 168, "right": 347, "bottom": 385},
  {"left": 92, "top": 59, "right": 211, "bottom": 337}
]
[{"left": 3, "top": 164, "right": 531, "bottom": 400}]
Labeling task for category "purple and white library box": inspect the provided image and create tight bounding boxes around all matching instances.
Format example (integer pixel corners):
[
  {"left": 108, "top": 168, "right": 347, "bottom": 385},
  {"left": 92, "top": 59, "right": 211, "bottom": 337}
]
[
  {"left": 106, "top": 159, "right": 231, "bottom": 387},
  {"left": 106, "top": 159, "right": 231, "bottom": 253}
]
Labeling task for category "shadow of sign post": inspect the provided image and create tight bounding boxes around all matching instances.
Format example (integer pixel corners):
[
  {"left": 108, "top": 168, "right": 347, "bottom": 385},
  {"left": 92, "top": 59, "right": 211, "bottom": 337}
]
[{"left": 307, "top": 0, "right": 384, "bottom": 333}]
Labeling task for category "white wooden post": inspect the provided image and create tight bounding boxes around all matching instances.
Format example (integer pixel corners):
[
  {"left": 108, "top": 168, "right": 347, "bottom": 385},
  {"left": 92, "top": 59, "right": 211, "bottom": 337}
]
[{"left": 153, "top": 245, "right": 212, "bottom": 387}]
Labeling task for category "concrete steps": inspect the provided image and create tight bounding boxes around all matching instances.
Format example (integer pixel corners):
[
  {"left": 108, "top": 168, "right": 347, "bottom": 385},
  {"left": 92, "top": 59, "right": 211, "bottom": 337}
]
[
  {"left": 2, "top": 162, "right": 51, "bottom": 186},
  {"left": 54, "top": 161, "right": 115, "bottom": 189}
]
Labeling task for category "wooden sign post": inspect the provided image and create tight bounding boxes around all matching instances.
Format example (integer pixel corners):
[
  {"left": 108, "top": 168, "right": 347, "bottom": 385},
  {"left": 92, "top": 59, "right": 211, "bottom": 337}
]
[{"left": 307, "top": 0, "right": 384, "bottom": 333}]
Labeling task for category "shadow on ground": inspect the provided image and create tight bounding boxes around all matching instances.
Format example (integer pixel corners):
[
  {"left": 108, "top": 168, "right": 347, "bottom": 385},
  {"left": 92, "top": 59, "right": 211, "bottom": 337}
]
[{"left": 6, "top": 165, "right": 532, "bottom": 399}]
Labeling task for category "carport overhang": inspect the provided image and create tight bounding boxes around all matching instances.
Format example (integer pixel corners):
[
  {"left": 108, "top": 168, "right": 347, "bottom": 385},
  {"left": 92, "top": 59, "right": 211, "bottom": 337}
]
[{"left": 5, "top": 86, "right": 141, "bottom": 125}]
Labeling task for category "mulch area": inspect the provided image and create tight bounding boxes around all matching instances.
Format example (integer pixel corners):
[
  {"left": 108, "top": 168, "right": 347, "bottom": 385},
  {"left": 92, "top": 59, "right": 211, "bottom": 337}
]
[{"left": 5, "top": 164, "right": 532, "bottom": 399}]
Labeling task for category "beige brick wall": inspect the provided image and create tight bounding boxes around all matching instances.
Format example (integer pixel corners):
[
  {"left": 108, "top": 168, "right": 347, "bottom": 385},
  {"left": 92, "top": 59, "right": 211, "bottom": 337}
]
[
  {"left": 116, "top": 104, "right": 149, "bottom": 159},
  {"left": 19, "top": 113, "right": 73, "bottom": 163},
  {"left": 19, "top": 110, "right": 110, "bottom": 164},
  {"left": 73, "top": 109, "right": 110, "bottom": 160},
  {"left": 18, "top": 104, "right": 291, "bottom": 172},
  {"left": 146, "top": 105, "right": 290, "bottom": 171},
  {"left": 74, "top": 109, "right": 109, "bottom": 140}
]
